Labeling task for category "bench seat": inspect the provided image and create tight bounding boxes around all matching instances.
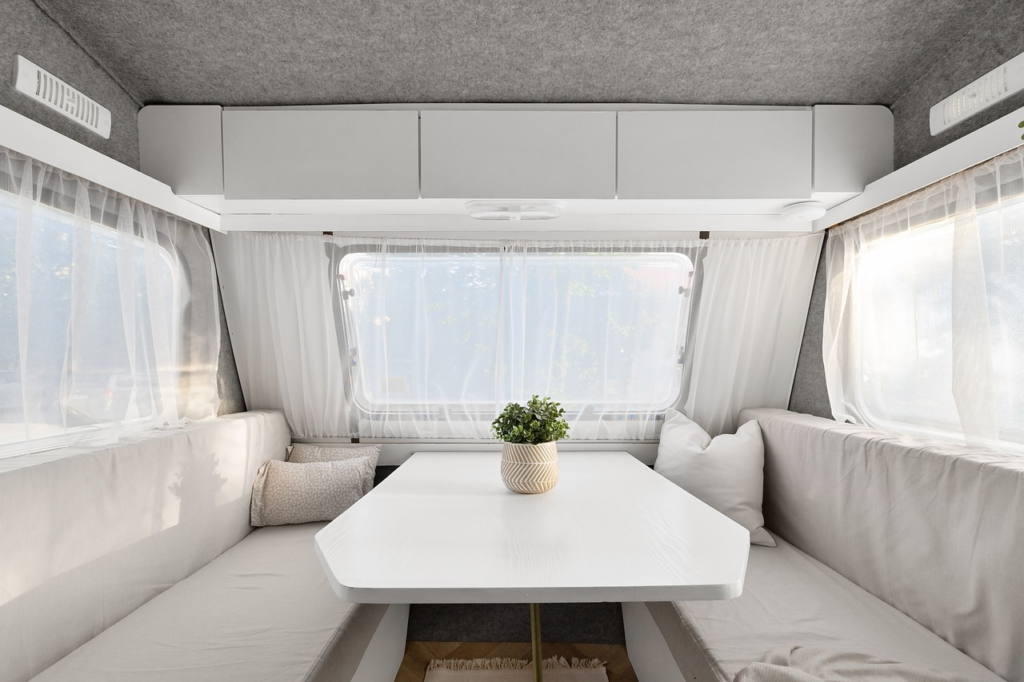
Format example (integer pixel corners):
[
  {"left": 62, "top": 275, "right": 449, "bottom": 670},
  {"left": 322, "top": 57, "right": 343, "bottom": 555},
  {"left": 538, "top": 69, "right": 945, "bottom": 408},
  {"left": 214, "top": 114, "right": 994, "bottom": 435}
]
[
  {"left": 640, "top": 538, "right": 1003, "bottom": 682},
  {"left": 31, "top": 522, "right": 389, "bottom": 682}
]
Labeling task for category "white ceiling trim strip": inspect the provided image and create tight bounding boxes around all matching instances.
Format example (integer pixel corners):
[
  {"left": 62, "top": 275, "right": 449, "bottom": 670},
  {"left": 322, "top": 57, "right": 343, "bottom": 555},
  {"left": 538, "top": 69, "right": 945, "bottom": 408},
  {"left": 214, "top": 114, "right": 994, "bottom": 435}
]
[
  {"left": 817, "top": 104, "right": 1024, "bottom": 230},
  {"left": 0, "top": 105, "right": 221, "bottom": 231}
]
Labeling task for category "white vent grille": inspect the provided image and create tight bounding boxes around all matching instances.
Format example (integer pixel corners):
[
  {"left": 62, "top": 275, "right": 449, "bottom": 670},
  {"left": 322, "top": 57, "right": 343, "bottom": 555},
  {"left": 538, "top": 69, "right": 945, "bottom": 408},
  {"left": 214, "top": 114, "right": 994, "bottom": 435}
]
[
  {"left": 930, "top": 51, "right": 1024, "bottom": 136},
  {"left": 14, "top": 56, "right": 111, "bottom": 139}
]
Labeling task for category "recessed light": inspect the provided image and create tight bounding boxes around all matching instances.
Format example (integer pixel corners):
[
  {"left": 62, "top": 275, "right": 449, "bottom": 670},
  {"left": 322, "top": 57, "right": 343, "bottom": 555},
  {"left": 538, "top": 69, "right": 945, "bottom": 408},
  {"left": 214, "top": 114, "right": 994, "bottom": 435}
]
[{"left": 466, "top": 201, "right": 563, "bottom": 221}]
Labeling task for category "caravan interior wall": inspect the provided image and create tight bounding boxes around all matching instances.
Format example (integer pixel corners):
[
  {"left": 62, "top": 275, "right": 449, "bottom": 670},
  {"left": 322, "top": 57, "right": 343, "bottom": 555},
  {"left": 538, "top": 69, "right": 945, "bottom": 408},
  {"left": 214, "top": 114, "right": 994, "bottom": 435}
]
[{"left": 3, "top": 3, "right": 1024, "bottom": 682}]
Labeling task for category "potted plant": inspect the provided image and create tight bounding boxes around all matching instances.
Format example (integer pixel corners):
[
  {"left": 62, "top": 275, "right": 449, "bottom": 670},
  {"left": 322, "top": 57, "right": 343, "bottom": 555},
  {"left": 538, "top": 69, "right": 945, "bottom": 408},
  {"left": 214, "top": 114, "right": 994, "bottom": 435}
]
[{"left": 491, "top": 395, "right": 570, "bottom": 494}]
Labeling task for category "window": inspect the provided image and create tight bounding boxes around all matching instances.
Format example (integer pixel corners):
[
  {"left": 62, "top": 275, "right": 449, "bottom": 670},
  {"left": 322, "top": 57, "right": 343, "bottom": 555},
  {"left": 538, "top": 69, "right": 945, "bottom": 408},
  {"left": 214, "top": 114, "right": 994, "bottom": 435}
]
[
  {"left": 337, "top": 249, "right": 694, "bottom": 420},
  {"left": 827, "top": 147, "right": 1024, "bottom": 450},
  {"left": 0, "top": 192, "right": 183, "bottom": 453},
  {"left": 0, "top": 147, "right": 218, "bottom": 457},
  {"left": 854, "top": 219, "right": 962, "bottom": 435}
]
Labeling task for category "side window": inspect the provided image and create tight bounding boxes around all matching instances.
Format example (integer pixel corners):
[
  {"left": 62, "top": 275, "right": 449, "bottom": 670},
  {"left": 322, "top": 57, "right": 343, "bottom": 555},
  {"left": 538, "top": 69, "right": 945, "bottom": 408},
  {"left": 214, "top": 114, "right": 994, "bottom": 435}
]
[
  {"left": 854, "top": 220, "right": 961, "bottom": 435},
  {"left": 852, "top": 197, "right": 1024, "bottom": 447},
  {"left": 0, "top": 190, "right": 182, "bottom": 454}
]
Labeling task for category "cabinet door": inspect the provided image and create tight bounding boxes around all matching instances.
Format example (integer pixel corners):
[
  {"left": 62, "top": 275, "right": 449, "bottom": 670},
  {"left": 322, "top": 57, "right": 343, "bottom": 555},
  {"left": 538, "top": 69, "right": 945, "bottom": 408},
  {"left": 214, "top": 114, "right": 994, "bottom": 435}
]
[
  {"left": 421, "top": 111, "right": 616, "bottom": 199},
  {"left": 223, "top": 110, "right": 419, "bottom": 199},
  {"left": 618, "top": 110, "right": 812, "bottom": 200}
]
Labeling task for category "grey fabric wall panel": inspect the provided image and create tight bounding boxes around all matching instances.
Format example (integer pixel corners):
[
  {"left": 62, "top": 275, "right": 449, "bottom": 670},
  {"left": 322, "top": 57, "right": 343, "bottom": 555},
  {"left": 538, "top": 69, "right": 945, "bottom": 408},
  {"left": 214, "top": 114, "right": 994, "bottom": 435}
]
[
  {"left": 32, "top": 0, "right": 988, "bottom": 110},
  {"left": 214, "top": 268, "right": 247, "bottom": 416},
  {"left": 788, "top": 234, "right": 831, "bottom": 420},
  {"left": 216, "top": 294, "right": 247, "bottom": 416},
  {"left": 205, "top": 231, "right": 247, "bottom": 416},
  {"left": 0, "top": 0, "right": 140, "bottom": 168},
  {"left": 407, "top": 603, "right": 625, "bottom": 645},
  {"left": 891, "top": 0, "right": 1024, "bottom": 168}
]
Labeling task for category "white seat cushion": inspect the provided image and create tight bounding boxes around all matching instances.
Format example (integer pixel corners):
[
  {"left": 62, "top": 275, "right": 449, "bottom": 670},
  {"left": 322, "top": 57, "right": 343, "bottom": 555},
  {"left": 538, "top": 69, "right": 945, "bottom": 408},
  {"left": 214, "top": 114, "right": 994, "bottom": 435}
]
[
  {"left": 646, "top": 538, "right": 1003, "bottom": 682},
  {"left": 1, "top": 411, "right": 291, "bottom": 682},
  {"left": 31, "top": 523, "right": 387, "bottom": 682},
  {"left": 740, "top": 408, "right": 1024, "bottom": 681}
]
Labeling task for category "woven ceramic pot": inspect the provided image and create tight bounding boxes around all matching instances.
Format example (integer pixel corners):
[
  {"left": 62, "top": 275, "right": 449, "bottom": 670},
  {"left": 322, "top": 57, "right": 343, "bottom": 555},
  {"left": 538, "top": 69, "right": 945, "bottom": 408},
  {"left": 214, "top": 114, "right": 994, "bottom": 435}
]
[{"left": 500, "top": 442, "right": 558, "bottom": 494}]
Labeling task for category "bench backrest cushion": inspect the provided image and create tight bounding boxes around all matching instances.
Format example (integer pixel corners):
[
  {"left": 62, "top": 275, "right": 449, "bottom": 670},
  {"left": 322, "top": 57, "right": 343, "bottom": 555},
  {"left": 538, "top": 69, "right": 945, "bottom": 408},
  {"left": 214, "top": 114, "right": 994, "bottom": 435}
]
[
  {"left": 739, "top": 408, "right": 1024, "bottom": 682},
  {"left": 0, "top": 410, "right": 290, "bottom": 682}
]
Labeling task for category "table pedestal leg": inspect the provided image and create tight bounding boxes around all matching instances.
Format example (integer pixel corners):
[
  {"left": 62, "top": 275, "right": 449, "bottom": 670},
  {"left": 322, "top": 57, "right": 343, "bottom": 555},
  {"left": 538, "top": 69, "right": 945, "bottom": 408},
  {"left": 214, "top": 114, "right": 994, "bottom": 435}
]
[{"left": 530, "top": 603, "right": 543, "bottom": 682}]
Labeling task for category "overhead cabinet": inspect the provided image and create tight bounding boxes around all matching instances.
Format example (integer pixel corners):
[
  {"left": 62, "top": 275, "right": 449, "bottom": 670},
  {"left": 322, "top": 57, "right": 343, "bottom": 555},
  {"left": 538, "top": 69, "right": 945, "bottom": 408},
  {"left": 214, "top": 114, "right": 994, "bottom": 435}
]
[
  {"left": 221, "top": 109, "right": 419, "bottom": 199},
  {"left": 420, "top": 111, "right": 617, "bottom": 199},
  {"left": 617, "top": 110, "right": 813, "bottom": 200},
  {"left": 139, "top": 105, "right": 892, "bottom": 219}
]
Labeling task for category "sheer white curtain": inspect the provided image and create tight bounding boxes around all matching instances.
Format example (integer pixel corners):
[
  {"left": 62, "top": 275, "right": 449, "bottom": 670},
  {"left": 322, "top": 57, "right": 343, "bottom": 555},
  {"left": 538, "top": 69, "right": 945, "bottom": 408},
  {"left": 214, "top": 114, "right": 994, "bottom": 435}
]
[
  {"left": 215, "top": 231, "right": 820, "bottom": 440},
  {"left": 683, "top": 236, "right": 823, "bottom": 435},
  {"left": 824, "top": 147, "right": 1024, "bottom": 448},
  {"left": 0, "top": 147, "right": 220, "bottom": 456},
  {"left": 214, "top": 234, "right": 702, "bottom": 440},
  {"left": 213, "top": 231, "right": 353, "bottom": 437}
]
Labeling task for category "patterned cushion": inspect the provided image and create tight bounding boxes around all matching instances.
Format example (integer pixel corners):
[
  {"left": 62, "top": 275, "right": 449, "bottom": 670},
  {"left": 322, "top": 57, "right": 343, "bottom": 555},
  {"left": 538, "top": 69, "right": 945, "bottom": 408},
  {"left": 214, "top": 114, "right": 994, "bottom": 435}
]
[
  {"left": 287, "top": 443, "right": 381, "bottom": 494},
  {"left": 250, "top": 458, "right": 374, "bottom": 527}
]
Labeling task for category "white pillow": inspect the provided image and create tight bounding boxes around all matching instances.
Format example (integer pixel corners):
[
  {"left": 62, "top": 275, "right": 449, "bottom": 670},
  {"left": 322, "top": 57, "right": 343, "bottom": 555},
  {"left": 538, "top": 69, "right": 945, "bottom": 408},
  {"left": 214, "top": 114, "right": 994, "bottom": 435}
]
[
  {"left": 654, "top": 409, "right": 775, "bottom": 547},
  {"left": 287, "top": 443, "right": 380, "bottom": 494},
  {"left": 250, "top": 458, "right": 373, "bottom": 527}
]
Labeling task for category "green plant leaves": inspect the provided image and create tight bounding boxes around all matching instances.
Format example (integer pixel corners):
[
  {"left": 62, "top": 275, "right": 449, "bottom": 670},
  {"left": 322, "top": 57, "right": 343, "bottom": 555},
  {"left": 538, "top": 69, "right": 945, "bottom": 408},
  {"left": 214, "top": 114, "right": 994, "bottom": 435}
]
[{"left": 491, "top": 395, "right": 570, "bottom": 444}]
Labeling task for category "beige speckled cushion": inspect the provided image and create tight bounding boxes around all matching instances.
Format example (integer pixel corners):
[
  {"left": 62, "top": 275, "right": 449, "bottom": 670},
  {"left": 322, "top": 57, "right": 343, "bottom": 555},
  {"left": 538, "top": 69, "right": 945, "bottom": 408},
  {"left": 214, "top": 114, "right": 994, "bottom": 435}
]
[
  {"left": 287, "top": 443, "right": 381, "bottom": 494},
  {"left": 250, "top": 458, "right": 373, "bottom": 527}
]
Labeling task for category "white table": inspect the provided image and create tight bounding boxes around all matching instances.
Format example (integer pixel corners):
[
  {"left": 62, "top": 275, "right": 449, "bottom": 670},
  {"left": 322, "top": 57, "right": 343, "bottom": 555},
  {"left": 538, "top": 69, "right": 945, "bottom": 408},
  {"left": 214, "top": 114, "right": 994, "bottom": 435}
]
[{"left": 315, "top": 452, "right": 750, "bottom": 680}]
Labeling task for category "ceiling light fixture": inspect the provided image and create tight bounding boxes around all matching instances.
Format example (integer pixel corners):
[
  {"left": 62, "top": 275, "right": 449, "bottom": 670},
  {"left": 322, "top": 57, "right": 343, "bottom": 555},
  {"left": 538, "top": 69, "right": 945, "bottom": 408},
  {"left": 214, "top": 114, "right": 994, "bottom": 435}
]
[
  {"left": 781, "top": 201, "right": 827, "bottom": 222},
  {"left": 466, "top": 200, "right": 563, "bottom": 221}
]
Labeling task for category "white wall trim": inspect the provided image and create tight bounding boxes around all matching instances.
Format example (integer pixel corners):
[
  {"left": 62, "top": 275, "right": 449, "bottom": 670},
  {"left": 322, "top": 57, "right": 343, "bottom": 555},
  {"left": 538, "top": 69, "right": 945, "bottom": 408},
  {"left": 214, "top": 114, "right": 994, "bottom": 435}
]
[
  {"left": 219, "top": 212, "right": 810, "bottom": 233},
  {"left": 815, "top": 104, "right": 1024, "bottom": 230},
  {"left": 291, "top": 438, "right": 661, "bottom": 466},
  {"left": 0, "top": 105, "right": 221, "bottom": 231},
  {"left": 225, "top": 102, "right": 811, "bottom": 113}
]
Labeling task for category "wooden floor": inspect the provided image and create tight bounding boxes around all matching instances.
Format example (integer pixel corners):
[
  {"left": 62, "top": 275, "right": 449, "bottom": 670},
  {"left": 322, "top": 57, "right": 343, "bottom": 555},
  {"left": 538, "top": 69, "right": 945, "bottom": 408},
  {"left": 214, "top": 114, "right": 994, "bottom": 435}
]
[{"left": 395, "top": 641, "right": 638, "bottom": 682}]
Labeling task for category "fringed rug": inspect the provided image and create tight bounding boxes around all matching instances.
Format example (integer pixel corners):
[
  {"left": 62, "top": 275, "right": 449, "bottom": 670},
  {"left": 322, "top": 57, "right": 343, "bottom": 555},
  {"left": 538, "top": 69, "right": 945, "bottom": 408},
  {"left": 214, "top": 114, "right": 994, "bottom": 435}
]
[{"left": 424, "top": 656, "right": 608, "bottom": 681}]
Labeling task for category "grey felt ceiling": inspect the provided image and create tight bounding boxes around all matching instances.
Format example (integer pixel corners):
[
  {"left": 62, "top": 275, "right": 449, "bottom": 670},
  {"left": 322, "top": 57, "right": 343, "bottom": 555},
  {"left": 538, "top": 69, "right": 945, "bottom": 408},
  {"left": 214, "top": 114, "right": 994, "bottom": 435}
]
[{"left": 35, "top": 0, "right": 994, "bottom": 108}]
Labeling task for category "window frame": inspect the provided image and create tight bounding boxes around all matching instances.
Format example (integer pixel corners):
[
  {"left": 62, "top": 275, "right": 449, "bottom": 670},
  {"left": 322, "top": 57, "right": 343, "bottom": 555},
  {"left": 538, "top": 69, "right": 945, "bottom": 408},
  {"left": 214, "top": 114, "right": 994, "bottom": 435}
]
[{"left": 325, "top": 240, "right": 703, "bottom": 426}]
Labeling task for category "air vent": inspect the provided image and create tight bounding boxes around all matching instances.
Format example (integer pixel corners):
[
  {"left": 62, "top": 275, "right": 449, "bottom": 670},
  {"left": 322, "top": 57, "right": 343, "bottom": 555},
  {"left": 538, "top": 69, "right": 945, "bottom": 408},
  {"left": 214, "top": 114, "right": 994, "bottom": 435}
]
[
  {"left": 13, "top": 56, "right": 111, "bottom": 139},
  {"left": 930, "top": 51, "right": 1024, "bottom": 136}
]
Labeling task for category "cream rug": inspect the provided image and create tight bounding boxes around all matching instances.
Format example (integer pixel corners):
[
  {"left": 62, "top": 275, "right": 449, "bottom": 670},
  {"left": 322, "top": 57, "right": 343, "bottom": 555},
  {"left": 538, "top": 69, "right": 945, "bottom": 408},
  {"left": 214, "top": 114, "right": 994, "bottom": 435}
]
[{"left": 424, "top": 656, "right": 608, "bottom": 681}]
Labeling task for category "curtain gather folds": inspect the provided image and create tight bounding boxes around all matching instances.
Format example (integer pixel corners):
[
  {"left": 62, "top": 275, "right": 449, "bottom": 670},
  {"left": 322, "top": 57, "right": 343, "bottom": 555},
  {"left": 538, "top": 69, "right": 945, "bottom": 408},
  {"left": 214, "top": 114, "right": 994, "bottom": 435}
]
[
  {"left": 0, "top": 147, "right": 220, "bottom": 456},
  {"left": 213, "top": 232, "right": 821, "bottom": 440},
  {"left": 825, "top": 146, "right": 1024, "bottom": 448}
]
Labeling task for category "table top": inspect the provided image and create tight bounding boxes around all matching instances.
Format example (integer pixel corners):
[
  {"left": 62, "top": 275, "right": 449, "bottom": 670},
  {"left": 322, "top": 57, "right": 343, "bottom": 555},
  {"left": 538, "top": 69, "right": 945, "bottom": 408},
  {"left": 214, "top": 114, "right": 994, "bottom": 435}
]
[{"left": 314, "top": 451, "right": 750, "bottom": 604}]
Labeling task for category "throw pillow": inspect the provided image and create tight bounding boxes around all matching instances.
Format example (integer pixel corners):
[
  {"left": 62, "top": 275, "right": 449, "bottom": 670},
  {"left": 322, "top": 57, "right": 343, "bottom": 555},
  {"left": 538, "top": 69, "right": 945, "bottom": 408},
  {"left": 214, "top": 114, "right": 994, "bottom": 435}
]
[
  {"left": 287, "top": 443, "right": 381, "bottom": 494},
  {"left": 250, "top": 458, "right": 374, "bottom": 527},
  {"left": 654, "top": 408, "right": 775, "bottom": 547}
]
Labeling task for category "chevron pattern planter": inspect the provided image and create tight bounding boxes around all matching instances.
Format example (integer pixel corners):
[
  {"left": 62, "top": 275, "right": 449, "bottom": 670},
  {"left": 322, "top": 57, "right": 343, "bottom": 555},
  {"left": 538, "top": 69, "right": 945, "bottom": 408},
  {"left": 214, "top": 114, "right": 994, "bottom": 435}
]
[{"left": 500, "top": 442, "right": 559, "bottom": 494}]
